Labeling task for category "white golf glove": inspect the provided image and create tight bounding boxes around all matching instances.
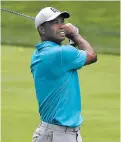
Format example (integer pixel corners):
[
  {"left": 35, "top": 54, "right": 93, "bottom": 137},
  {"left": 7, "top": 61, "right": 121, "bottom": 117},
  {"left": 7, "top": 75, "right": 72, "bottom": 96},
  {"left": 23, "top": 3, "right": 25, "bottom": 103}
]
[{"left": 66, "top": 23, "right": 79, "bottom": 45}]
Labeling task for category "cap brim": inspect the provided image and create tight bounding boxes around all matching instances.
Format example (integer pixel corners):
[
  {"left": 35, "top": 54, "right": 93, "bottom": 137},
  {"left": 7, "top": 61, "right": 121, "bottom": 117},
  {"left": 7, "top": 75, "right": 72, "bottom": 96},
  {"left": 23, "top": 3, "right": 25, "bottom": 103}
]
[
  {"left": 46, "top": 11, "right": 70, "bottom": 22},
  {"left": 60, "top": 11, "right": 70, "bottom": 18}
]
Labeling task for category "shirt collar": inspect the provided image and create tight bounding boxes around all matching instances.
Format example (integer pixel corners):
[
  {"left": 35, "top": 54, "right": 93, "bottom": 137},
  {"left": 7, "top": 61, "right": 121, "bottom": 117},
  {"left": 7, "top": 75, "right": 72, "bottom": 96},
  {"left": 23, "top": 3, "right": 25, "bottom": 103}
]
[{"left": 35, "top": 41, "right": 60, "bottom": 50}]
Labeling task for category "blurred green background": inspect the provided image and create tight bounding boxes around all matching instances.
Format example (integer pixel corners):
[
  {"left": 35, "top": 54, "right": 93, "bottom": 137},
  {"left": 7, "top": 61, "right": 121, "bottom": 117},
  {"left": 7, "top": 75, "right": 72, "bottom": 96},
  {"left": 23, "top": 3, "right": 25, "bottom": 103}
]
[
  {"left": 1, "top": 1, "right": 120, "bottom": 142},
  {"left": 1, "top": 1, "right": 120, "bottom": 54}
]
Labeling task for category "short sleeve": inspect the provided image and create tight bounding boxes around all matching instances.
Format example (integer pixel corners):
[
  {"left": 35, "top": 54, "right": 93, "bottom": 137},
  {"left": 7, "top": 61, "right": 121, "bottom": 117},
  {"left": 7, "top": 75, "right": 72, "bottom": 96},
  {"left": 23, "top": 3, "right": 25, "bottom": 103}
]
[{"left": 61, "top": 45, "right": 87, "bottom": 71}]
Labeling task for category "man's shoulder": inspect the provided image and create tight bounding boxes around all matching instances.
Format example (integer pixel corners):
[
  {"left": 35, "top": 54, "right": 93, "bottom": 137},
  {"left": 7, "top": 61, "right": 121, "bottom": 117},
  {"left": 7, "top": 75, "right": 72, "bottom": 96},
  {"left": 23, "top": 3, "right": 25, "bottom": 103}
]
[
  {"left": 50, "top": 44, "right": 75, "bottom": 57},
  {"left": 61, "top": 44, "right": 79, "bottom": 57},
  {"left": 44, "top": 45, "right": 62, "bottom": 57}
]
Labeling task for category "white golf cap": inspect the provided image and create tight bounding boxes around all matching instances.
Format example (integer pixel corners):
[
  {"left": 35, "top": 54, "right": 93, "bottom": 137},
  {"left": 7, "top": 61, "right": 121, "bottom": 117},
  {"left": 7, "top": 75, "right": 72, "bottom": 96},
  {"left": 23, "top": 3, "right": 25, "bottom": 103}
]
[{"left": 35, "top": 7, "right": 70, "bottom": 29}]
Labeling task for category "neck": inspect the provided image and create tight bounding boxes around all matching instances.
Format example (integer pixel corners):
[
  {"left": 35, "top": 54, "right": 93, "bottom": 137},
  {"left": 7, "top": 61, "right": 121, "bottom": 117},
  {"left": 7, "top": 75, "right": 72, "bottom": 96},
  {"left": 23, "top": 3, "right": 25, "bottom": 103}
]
[{"left": 41, "top": 38, "right": 62, "bottom": 45}]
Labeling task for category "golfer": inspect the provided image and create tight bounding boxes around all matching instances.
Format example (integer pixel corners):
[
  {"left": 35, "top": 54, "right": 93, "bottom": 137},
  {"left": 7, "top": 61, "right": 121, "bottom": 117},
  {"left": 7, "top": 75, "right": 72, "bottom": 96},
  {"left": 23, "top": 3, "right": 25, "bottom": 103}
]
[{"left": 31, "top": 7, "right": 97, "bottom": 142}]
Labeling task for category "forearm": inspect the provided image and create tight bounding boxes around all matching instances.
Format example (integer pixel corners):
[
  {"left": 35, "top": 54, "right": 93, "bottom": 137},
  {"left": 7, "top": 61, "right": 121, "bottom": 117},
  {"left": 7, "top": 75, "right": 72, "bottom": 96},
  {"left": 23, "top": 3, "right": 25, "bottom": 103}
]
[
  {"left": 64, "top": 23, "right": 97, "bottom": 65},
  {"left": 72, "top": 34, "right": 97, "bottom": 65},
  {"left": 72, "top": 34, "right": 95, "bottom": 53}
]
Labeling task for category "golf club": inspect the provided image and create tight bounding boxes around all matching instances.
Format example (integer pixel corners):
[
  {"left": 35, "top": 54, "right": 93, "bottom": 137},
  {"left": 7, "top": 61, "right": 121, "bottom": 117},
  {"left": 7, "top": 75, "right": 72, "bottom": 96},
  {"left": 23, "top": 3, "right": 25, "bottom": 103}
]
[{"left": 1, "top": 7, "right": 35, "bottom": 20}]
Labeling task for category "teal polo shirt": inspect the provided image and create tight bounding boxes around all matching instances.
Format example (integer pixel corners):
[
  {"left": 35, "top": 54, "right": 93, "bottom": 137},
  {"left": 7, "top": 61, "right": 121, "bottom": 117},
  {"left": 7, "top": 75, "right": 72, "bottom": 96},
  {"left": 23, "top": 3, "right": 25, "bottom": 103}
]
[{"left": 30, "top": 41, "right": 87, "bottom": 127}]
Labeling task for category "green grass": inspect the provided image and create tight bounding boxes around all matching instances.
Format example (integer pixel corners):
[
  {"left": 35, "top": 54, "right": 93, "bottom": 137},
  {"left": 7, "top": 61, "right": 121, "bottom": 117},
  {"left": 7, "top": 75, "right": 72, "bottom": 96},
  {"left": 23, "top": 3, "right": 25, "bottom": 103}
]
[
  {"left": 1, "top": 1, "right": 120, "bottom": 54},
  {"left": 1, "top": 45, "right": 120, "bottom": 142}
]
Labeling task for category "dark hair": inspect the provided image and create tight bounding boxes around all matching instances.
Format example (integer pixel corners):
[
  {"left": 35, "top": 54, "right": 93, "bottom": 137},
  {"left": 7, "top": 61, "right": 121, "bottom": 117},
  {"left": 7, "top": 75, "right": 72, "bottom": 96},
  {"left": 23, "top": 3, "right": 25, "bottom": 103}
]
[{"left": 37, "top": 23, "right": 46, "bottom": 41}]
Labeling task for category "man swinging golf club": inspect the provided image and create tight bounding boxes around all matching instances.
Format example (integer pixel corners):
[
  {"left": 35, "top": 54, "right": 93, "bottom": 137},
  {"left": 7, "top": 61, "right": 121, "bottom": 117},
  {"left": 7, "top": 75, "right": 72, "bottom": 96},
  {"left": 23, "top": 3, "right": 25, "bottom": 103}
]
[{"left": 31, "top": 7, "right": 97, "bottom": 142}]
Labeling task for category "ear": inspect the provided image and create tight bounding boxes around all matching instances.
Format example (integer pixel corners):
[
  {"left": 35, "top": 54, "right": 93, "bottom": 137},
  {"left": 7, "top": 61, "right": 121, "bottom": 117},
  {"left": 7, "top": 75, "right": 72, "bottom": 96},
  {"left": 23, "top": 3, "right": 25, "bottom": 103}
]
[{"left": 38, "top": 25, "right": 45, "bottom": 35}]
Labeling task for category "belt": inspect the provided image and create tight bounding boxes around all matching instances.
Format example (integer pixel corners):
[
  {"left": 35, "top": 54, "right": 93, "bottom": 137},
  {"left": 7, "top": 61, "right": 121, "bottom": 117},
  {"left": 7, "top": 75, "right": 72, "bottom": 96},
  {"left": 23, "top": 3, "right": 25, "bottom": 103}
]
[{"left": 40, "top": 121, "right": 80, "bottom": 132}]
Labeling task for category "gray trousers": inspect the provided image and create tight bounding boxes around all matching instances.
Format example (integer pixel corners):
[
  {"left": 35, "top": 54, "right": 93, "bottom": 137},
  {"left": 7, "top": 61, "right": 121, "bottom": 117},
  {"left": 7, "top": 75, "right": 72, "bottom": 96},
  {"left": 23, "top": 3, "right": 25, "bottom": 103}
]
[{"left": 32, "top": 121, "right": 82, "bottom": 142}]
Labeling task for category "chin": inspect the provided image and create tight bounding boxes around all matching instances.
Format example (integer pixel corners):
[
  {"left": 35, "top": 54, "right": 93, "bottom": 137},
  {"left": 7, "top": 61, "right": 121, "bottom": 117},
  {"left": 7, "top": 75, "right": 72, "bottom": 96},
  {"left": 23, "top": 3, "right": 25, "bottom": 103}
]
[
  {"left": 51, "top": 37, "right": 65, "bottom": 45},
  {"left": 59, "top": 37, "right": 65, "bottom": 41}
]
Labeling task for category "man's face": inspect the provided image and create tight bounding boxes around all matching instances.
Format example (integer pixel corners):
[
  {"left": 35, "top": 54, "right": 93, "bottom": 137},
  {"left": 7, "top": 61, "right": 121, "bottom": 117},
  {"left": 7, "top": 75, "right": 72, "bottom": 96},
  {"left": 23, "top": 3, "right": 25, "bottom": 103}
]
[{"left": 42, "top": 16, "right": 65, "bottom": 44}]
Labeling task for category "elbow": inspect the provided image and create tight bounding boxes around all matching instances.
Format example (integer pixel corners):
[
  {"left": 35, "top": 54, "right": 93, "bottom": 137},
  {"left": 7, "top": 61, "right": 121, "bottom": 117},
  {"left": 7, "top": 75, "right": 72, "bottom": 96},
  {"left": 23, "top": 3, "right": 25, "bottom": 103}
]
[
  {"left": 85, "top": 52, "right": 97, "bottom": 65},
  {"left": 92, "top": 54, "right": 97, "bottom": 63}
]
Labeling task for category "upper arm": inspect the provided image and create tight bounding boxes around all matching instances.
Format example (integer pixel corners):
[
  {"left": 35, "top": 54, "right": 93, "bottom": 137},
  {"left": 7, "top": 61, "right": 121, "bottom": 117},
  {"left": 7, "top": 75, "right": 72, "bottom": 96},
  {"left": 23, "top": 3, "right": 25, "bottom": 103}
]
[{"left": 61, "top": 45, "right": 87, "bottom": 71}]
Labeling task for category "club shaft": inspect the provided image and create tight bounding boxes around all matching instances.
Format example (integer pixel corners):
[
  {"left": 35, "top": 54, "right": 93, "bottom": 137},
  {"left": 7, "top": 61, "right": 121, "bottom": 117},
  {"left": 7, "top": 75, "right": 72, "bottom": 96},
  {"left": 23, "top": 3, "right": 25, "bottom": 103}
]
[{"left": 1, "top": 8, "right": 35, "bottom": 20}]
